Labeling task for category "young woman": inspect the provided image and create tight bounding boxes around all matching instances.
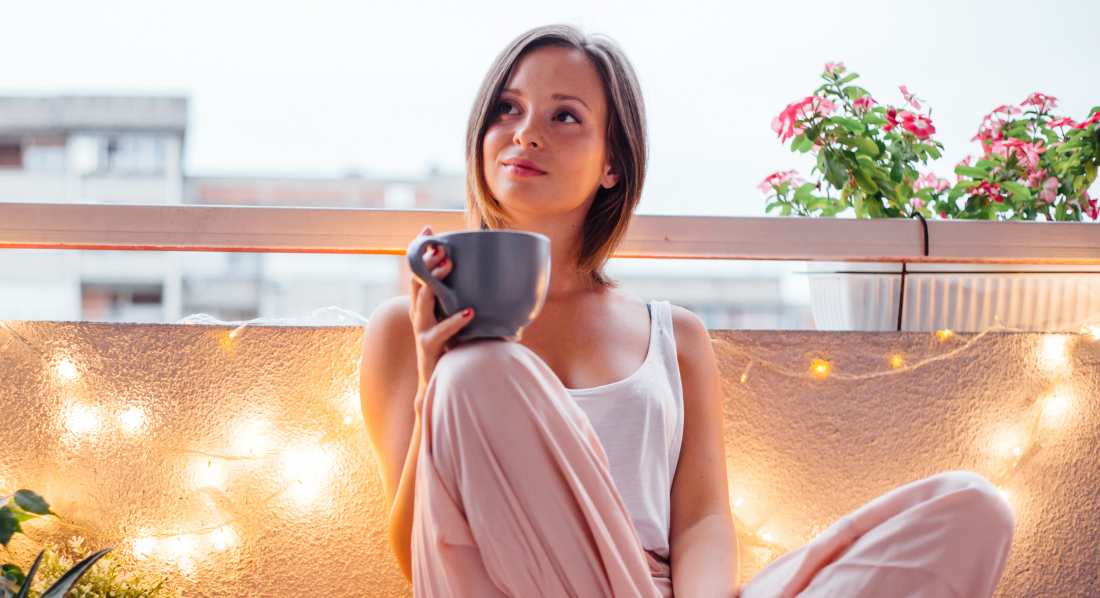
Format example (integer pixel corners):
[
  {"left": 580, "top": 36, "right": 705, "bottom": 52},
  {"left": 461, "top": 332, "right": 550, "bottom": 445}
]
[{"left": 360, "top": 24, "right": 1015, "bottom": 598}]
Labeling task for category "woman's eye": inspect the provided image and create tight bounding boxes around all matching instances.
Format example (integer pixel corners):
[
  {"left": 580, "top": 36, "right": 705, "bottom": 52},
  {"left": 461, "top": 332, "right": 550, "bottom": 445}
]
[
  {"left": 554, "top": 111, "right": 579, "bottom": 123},
  {"left": 499, "top": 102, "right": 516, "bottom": 115}
]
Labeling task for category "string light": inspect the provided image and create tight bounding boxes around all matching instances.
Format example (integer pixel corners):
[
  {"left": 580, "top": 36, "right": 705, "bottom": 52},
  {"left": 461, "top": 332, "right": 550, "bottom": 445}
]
[
  {"left": 56, "top": 357, "right": 79, "bottom": 380},
  {"left": 2, "top": 309, "right": 1096, "bottom": 572}
]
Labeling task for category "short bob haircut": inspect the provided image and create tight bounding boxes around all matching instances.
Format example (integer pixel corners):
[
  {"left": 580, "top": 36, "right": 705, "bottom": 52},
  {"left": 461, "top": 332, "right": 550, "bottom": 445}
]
[{"left": 465, "top": 24, "right": 647, "bottom": 287}]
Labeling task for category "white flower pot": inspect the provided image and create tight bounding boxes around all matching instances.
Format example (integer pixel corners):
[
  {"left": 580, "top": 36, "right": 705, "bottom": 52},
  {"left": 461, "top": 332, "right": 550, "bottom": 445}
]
[{"left": 807, "top": 262, "right": 1100, "bottom": 332}]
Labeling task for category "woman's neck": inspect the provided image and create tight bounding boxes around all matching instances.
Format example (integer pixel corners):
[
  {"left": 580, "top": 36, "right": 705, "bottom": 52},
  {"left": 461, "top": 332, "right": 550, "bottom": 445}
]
[{"left": 504, "top": 207, "right": 596, "bottom": 302}]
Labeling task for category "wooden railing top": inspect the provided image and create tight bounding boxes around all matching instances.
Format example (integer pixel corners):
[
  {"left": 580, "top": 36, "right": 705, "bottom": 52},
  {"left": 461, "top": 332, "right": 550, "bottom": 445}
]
[{"left": 1, "top": 202, "right": 1098, "bottom": 264}]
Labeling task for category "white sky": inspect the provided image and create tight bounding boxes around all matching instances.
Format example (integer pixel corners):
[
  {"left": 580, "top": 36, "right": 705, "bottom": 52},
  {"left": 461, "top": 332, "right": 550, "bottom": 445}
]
[{"left": 2, "top": 0, "right": 1098, "bottom": 217}]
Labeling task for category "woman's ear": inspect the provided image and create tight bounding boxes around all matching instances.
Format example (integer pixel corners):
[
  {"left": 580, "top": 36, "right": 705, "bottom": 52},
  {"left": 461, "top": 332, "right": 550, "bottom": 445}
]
[{"left": 599, "top": 160, "right": 620, "bottom": 190}]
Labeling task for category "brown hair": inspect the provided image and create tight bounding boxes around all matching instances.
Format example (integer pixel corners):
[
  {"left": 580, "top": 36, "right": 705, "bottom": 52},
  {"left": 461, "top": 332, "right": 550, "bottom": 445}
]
[{"left": 465, "top": 24, "right": 647, "bottom": 287}]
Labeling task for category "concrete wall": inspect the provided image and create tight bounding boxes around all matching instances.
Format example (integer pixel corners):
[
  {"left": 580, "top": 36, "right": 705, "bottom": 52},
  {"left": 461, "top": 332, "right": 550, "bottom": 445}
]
[{"left": 0, "top": 322, "right": 1096, "bottom": 597}]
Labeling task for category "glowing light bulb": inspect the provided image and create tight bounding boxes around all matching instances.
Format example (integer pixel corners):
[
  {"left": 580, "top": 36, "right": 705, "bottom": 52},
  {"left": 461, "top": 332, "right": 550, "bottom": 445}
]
[
  {"left": 336, "top": 314, "right": 345, "bottom": 320},
  {"left": 210, "top": 527, "right": 234, "bottom": 551},
  {"left": 761, "top": 532, "right": 773, "bottom": 542},
  {"left": 55, "top": 358, "right": 79, "bottom": 380},
  {"left": 936, "top": 329, "right": 954, "bottom": 341},
  {"left": 119, "top": 407, "right": 147, "bottom": 432},
  {"left": 234, "top": 421, "right": 269, "bottom": 455},
  {"left": 228, "top": 329, "right": 237, "bottom": 339},
  {"left": 1042, "top": 390, "right": 1072, "bottom": 427},
  {"left": 740, "top": 373, "right": 748, "bottom": 383},
  {"left": 343, "top": 416, "right": 352, "bottom": 425},
  {"left": 890, "top": 355, "right": 904, "bottom": 368},
  {"left": 734, "top": 497, "right": 744, "bottom": 507},
  {"left": 1082, "top": 324, "right": 1100, "bottom": 341},
  {"left": 65, "top": 403, "right": 101, "bottom": 435},
  {"left": 1013, "top": 446, "right": 1022, "bottom": 457},
  {"left": 132, "top": 537, "right": 156, "bottom": 559},
  {"left": 810, "top": 358, "right": 831, "bottom": 378},
  {"left": 284, "top": 449, "right": 332, "bottom": 503},
  {"left": 1038, "top": 335, "right": 1070, "bottom": 371}
]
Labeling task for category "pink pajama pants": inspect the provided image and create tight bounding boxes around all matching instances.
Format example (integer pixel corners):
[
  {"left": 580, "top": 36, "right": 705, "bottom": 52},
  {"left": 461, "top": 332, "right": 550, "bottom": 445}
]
[{"left": 411, "top": 340, "right": 1015, "bottom": 598}]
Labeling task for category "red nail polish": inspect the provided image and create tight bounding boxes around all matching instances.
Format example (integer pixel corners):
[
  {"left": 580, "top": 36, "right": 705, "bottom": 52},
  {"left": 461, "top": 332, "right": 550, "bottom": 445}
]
[
  {"left": 462, "top": 308, "right": 472, "bottom": 317},
  {"left": 429, "top": 245, "right": 441, "bottom": 257}
]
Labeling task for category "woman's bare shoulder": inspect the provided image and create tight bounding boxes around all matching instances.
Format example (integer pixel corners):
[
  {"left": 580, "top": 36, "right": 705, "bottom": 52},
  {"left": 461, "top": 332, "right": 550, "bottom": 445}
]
[{"left": 667, "top": 304, "right": 714, "bottom": 361}]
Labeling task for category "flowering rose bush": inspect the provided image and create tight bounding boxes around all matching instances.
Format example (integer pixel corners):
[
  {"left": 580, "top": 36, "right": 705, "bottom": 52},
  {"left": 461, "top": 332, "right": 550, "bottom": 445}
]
[
  {"left": 764, "top": 62, "right": 948, "bottom": 218},
  {"left": 763, "top": 63, "right": 1100, "bottom": 221}
]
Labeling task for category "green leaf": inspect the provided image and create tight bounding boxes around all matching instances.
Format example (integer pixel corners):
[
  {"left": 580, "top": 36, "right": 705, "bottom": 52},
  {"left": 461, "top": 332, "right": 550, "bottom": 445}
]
[
  {"left": 1000, "top": 180, "right": 1031, "bottom": 201},
  {"left": 853, "top": 169, "right": 879, "bottom": 194},
  {"left": 832, "top": 117, "right": 865, "bottom": 134},
  {"left": 13, "top": 552, "right": 43, "bottom": 598},
  {"left": 839, "top": 73, "right": 859, "bottom": 85},
  {"left": 2, "top": 564, "right": 24, "bottom": 587},
  {"left": 13, "top": 490, "right": 51, "bottom": 516},
  {"left": 791, "top": 134, "right": 815, "bottom": 153},
  {"left": 793, "top": 183, "right": 817, "bottom": 203},
  {"left": 39, "top": 548, "right": 113, "bottom": 598},
  {"left": 0, "top": 507, "right": 21, "bottom": 547},
  {"left": 955, "top": 165, "right": 991, "bottom": 179}
]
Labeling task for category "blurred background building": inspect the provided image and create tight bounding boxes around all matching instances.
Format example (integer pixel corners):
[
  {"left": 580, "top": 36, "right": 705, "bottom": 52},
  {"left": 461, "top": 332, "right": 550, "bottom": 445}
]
[{"left": 0, "top": 95, "right": 813, "bottom": 329}]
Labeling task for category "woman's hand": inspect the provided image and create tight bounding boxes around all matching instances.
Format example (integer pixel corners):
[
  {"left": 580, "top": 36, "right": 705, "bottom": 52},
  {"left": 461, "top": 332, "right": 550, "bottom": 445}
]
[{"left": 409, "top": 225, "right": 475, "bottom": 416}]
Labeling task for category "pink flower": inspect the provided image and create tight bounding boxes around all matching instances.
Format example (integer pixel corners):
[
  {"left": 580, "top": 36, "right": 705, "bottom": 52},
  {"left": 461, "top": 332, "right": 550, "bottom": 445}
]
[
  {"left": 1017, "top": 141, "right": 1048, "bottom": 169},
  {"left": 991, "top": 104, "right": 1023, "bottom": 117},
  {"left": 1073, "top": 111, "right": 1100, "bottom": 130},
  {"left": 1084, "top": 191, "right": 1099, "bottom": 220},
  {"left": 824, "top": 62, "right": 845, "bottom": 77},
  {"left": 910, "top": 197, "right": 927, "bottom": 210},
  {"left": 759, "top": 169, "right": 805, "bottom": 194},
  {"left": 852, "top": 96, "right": 877, "bottom": 114},
  {"left": 899, "top": 86, "right": 923, "bottom": 110},
  {"left": 1038, "top": 177, "right": 1059, "bottom": 204},
  {"left": 1021, "top": 93, "right": 1058, "bottom": 112},
  {"left": 771, "top": 96, "right": 837, "bottom": 143},
  {"left": 898, "top": 111, "right": 936, "bottom": 139},
  {"left": 1047, "top": 116, "right": 1078, "bottom": 128},
  {"left": 884, "top": 107, "right": 899, "bottom": 132},
  {"left": 974, "top": 180, "right": 1004, "bottom": 203},
  {"left": 913, "top": 172, "right": 949, "bottom": 192}
]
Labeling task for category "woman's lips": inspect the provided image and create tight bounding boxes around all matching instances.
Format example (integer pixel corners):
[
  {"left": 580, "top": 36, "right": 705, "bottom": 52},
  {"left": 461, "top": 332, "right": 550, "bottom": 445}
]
[{"left": 502, "top": 159, "right": 546, "bottom": 177}]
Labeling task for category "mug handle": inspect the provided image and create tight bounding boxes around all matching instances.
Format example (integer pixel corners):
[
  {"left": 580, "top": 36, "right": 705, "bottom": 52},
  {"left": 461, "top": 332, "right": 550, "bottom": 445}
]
[{"left": 406, "top": 234, "right": 461, "bottom": 316}]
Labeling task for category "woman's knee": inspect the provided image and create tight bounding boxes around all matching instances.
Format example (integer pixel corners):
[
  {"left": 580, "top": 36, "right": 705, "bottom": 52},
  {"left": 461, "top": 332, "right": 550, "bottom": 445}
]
[
  {"left": 927, "top": 471, "right": 1016, "bottom": 544},
  {"left": 429, "top": 340, "right": 538, "bottom": 416}
]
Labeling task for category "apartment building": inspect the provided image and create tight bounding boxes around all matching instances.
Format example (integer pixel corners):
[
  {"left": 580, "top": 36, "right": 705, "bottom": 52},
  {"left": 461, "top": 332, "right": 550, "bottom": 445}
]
[{"left": 0, "top": 95, "right": 811, "bottom": 329}]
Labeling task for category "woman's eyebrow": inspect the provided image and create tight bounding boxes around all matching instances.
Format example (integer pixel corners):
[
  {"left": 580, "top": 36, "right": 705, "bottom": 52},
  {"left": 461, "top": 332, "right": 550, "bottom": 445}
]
[{"left": 552, "top": 93, "right": 589, "bottom": 109}]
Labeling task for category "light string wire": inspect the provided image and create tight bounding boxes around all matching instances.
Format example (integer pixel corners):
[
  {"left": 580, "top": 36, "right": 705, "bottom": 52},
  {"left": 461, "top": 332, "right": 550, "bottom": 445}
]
[
  {"left": 719, "top": 318, "right": 1100, "bottom": 559},
  {"left": 2, "top": 311, "right": 1099, "bottom": 562}
]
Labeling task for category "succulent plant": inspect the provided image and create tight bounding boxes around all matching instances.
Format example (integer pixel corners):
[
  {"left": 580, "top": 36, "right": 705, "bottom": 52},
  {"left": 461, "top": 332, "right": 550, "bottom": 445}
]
[{"left": 1, "top": 548, "right": 112, "bottom": 598}]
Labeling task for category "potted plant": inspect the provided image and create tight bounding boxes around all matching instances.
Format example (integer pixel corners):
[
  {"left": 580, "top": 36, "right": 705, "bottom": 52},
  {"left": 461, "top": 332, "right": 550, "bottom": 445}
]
[{"left": 761, "top": 62, "right": 1100, "bottom": 331}]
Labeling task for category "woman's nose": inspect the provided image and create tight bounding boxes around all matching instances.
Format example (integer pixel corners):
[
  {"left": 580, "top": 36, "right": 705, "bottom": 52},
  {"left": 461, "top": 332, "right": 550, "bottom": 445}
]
[{"left": 512, "top": 114, "right": 543, "bottom": 149}]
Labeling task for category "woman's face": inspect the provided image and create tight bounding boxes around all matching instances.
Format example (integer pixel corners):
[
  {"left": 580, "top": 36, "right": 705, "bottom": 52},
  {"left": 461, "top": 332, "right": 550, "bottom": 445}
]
[{"left": 482, "top": 46, "right": 619, "bottom": 221}]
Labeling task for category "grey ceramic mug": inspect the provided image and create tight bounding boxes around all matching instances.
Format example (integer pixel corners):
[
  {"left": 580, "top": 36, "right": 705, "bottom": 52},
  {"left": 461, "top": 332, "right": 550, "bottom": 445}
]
[{"left": 406, "top": 230, "right": 551, "bottom": 341}]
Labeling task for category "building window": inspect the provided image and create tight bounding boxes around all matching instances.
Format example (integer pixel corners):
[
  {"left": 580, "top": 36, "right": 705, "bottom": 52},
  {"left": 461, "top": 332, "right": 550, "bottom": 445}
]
[{"left": 0, "top": 144, "right": 22, "bottom": 168}]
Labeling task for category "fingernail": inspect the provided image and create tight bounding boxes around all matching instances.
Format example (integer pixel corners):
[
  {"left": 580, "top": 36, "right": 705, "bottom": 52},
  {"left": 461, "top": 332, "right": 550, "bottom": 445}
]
[
  {"left": 430, "top": 245, "right": 441, "bottom": 257},
  {"left": 439, "top": 257, "right": 448, "bottom": 267},
  {"left": 462, "top": 308, "right": 473, "bottom": 317}
]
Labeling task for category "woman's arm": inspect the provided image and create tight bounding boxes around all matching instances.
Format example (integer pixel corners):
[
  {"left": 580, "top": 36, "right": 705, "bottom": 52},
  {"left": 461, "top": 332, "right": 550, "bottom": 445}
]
[
  {"left": 360, "top": 229, "right": 473, "bottom": 582},
  {"left": 668, "top": 306, "right": 740, "bottom": 598}
]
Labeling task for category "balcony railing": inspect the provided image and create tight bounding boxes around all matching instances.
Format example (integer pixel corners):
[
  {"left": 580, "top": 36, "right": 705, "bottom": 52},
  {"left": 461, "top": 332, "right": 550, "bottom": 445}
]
[{"left": 2, "top": 201, "right": 1099, "bottom": 263}]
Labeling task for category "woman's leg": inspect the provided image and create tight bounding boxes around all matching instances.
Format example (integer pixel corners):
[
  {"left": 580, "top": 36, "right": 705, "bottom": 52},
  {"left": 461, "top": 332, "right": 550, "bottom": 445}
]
[
  {"left": 740, "top": 471, "right": 1015, "bottom": 598},
  {"left": 411, "top": 340, "right": 664, "bottom": 598}
]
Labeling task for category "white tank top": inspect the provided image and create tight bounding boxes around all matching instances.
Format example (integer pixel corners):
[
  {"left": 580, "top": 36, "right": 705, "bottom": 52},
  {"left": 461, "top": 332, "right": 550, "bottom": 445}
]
[{"left": 566, "top": 300, "right": 684, "bottom": 560}]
